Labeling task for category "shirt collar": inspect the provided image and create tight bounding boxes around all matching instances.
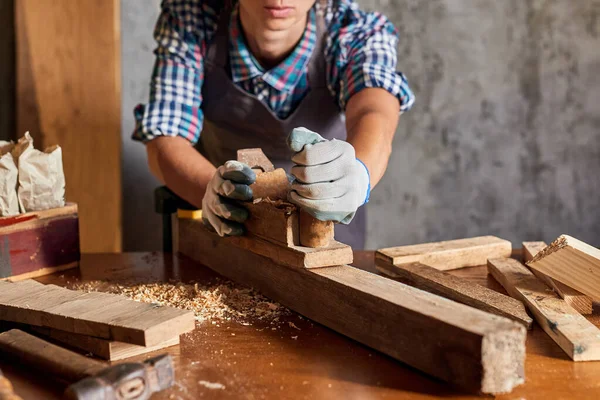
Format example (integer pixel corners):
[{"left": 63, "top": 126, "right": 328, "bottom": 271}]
[{"left": 229, "top": 5, "right": 316, "bottom": 92}]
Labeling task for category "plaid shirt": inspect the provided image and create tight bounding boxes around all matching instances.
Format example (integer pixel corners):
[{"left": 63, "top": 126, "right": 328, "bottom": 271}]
[{"left": 133, "top": 0, "right": 415, "bottom": 144}]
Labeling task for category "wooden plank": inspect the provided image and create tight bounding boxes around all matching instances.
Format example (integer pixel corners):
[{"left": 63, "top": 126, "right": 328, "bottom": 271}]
[
  {"left": 0, "top": 280, "right": 194, "bottom": 347},
  {"left": 178, "top": 219, "right": 526, "bottom": 394},
  {"left": 526, "top": 235, "right": 600, "bottom": 302},
  {"left": 0, "top": 204, "right": 79, "bottom": 280},
  {"left": 30, "top": 326, "right": 179, "bottom": 361},
  {"left": 376, "top": 260, "right": 532, "bottom": 329},
  {"left": 377, "top": 236, "right": 512, "bottom": 271},
  {"left": 487, "top": 257, "right": 600, "bottom": 361},
  {"left": 16, "top": 0, "right": 121, "bottom": 252},
  {"left": 244, "top": 201, "right": 299, "bottom": 246},
  {"left": 523, "top": 241, "right": 593, "bottom": 315}
]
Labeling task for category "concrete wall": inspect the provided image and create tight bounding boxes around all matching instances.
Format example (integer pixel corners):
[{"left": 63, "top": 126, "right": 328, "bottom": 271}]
[{"left": 121, "top": 0, "right": 600, "bottom": 251}]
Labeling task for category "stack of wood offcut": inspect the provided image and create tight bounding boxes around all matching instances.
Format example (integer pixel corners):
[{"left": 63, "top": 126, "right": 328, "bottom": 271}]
[
  {"left": 0, "top": 279, "right": 195, "bottom": 361},
  {"left": 376, "top": 234, "right": 600, "bottom": 367}
]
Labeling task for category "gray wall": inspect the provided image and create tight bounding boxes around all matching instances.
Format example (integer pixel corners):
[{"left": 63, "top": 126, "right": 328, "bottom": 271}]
[{"left": 122, "top": 0, "right": 600, "bottom": 251}]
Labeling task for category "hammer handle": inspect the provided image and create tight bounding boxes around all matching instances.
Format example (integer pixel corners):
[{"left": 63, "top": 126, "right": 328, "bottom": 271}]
[{"left": 0, "top": 330, "right": 105, "bottom": 383}]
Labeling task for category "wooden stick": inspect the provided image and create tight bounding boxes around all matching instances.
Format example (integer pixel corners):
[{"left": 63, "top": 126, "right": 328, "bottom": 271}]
[
  {"left": 0, "top": 280, "right": 195, "bottom": 347},
  {"left": 377, "top": 236, "right": 512, "bottom": 271},
  {"left": 376, "top": 260, "right": 532, "bottom": 329},
  {"left": 526, "top": 235, "right": 600, "bottom": 302},
  {"left": 523, "top": 241, "right": 593, "bottom": 315},
  {"left": 487, "top": 257, "right": 600, "bottom": 361},
  {"left": 179, "top": 219, "right": 526, "bottom": 394}
]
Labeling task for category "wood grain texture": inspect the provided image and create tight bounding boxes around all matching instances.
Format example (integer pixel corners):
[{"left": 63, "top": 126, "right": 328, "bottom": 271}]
[
  {"left": 0, "top": 280, "right": 194, "bottom": 346},
  {"left": 377, "top": 236, "right": 512, "bottom": 271},
  {"left": 299, "top": 209, "right": 333, "bottom": 248},
  {"left": 178, "top": 219, "right": 526, "bottom": 394},
  {"left": 526, "top": 235, "right": 600, "bottom": 302},
  {"left": 376, "top": 260, "right": 532, "bottom": 329},
  {"left": 30, "top": 327, "right": 179, "bottom": 361},
  {"left": 243, "top": 201, "right": 299, "bottom": 246},
  {"left": 523, "top": 241, "right": 593, "bottom": 315},
  {"left": 16, "top": 0, "right": 121, "bottom": 252},
  {"left": 250, "top": 169, "right": 289, "bottom": 201},
  {"left": 237, "top": 148, "right": 274, "bottom": 172},
  {"left": 488, "top": 257, "right": 600, "bottom": 361},
  {"left": 0, "top": 204, "right": 79, "bottom": 280}
]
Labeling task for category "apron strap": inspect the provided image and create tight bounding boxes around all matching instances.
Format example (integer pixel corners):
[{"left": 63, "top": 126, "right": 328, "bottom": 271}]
[
  {"left": 308, "top": 2, "right": 329, "bottom": 89},
  {"left": 205, "top": 5, "right": 231, "bottom": 68}
]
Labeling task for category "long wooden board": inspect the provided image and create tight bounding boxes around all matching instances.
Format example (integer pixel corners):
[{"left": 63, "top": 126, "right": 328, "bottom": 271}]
[
  {"left": 376, "top": 236, "right": 512, "bottom": 271},
  {"left": 30, "top": 326, "right": 179, "bottom": 361},
  {"left": 376, "top": 260, "right": 532, "bottom": 329},
  {"left": 523, "top": 241, "right": 592, "bottom": 315},
  {"left": 178, "top": 219, "right": 526, "bottom": 394},
  {"left": 526, "top": 235, "right": 600, "bottom": 302},
  {"left": 16, "top": 0, "right": 121, "bottom": 252},
  {"left": 0, "top": 280, "right": 194, "bottom": 347},
  {"left": 488, "top": 257, "right": 600, "bottom": 361}
]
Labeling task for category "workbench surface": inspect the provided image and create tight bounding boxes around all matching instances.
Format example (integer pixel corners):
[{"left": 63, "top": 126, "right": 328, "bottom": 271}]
[{"left": 2, "top": 252, "right": 600, "bottom": 400}]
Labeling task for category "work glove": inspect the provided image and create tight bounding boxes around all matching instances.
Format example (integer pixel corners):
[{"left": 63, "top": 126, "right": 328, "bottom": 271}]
[
  {"left": 202, "top": 161, "right": 255, "bottom": 236},
  {"left": 287, "top": 127, "right": 370, "bottom": 224}
]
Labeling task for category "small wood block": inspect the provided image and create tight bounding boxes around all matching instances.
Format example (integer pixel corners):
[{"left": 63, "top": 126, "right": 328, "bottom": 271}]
[
  {"left": 376, "top": 260, "right": 533, "bottom": 329},
  {"left": 178, "top": 218, "right": 526, "bottom": 394},
  {"left": 526, "top": 235, "right": 600, "bottom": 302},
  {"left": 237, "top": 148, "right": 274, "bottom": 172},
  {"left": 0, "top": 280, "right": 195, "bottom": 347},
  {"left": 250, "top": 168, "right": 289, "bottom": 201},
  {"left": 376, "top": 236, "right": 512, "bottom": 271},
  {"left": 30, "top": 326, "right": 180, "bottom": 361},
  {"left": 299, "top": 209, "right": 334, "bottom": 248},
  {"left": 488, "top": 257, "right": 600, "bottom": 361},
  {"left": 523, "top": 241, "right": 593, "bottom": 315},
  {"left": 243, "top": 200, "right": 299, "bottom": 247},
  {"left": 0, "top": 203, "right": 80, "bottom": 281}
]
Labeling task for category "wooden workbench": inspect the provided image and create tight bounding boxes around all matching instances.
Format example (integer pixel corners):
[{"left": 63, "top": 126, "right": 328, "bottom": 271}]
[{"left": 2, "top": 252, "right": 600, "bottom": 399}]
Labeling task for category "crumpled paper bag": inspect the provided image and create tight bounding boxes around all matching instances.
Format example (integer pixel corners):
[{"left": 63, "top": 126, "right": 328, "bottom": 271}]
[
  {"left": 12, "top": 132, "right": 66, "bottom": 212},
  {"left": 0, "top": 140, "right": 19, "bottom": 216}
]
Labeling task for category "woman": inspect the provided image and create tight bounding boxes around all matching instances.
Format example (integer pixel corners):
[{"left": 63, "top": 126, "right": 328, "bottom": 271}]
[{"left": 133, "top": 0, "right": 414, "bottom": 249}]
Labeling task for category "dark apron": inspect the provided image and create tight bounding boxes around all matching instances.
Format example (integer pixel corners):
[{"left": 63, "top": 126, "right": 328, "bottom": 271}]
[{"left": 197, "top": 5, "right": 366, "bottom": 249}]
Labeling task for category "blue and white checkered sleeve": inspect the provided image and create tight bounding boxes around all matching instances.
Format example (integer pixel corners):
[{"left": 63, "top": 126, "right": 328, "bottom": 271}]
[
  {"left": 328, "top": 2, "right": 415, "bottom": 113},
  {"left": 132, "top": 0, "right": 218, "bottom": 144}
]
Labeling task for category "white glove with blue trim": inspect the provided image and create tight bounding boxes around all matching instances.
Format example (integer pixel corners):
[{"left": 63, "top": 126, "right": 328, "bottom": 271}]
[
  {"left": 287, "top": 127, "right": 370, "bottom": 224},
  {"left": 202, "top": 161, "right": 255, "bottom": 236}
]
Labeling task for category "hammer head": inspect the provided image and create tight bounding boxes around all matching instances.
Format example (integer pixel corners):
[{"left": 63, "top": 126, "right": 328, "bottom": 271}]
[{"left": 63, "top": 354, "right": 174, "bottom": 400}]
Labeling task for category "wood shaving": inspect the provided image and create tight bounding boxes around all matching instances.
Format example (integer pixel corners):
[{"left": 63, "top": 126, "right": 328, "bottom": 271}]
[
  {"left": 71, "top": 278, "right": 290, "bottom": 325},
  {"left": 198, "top": 381, "right": 226, "bottom": 390},
  {"left": 527, "top": 235, "right": 567, "bottom": 264}
]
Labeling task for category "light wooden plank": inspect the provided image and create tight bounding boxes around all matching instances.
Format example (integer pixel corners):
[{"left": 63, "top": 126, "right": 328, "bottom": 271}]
[
  {"left": 16, "top": 0, "right": 121, "bottom": 252},
  {"left": 178, "top": 219, "right": 526, "bottom": 394},
  {"left": 0, "top": 280, "right": 195, "bottom": 346},
  {"left": 30, "top": 327, "right": 179, "bottom": 361},
  {"left": 376, "top": 260, "right": 532, "bottom": 329},
  {"left": 523, "top": 241, "right": 593, "bottom": 315},
  {"left": 487, "top": 257, "right": 600, "bottom": 361},
  {"left": 526, "top": 235, "right": 600, "bottom": 302},
  {"left": 377, "top": 236, "right": 512, "bottom": 271}
]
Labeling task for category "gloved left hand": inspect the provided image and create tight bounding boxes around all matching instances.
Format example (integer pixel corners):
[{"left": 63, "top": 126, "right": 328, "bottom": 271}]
[{"left": 287, "top": 127, "right": 370, "bottom": 224}]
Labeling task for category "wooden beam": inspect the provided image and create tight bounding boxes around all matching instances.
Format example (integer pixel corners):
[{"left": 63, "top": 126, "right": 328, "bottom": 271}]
[
  {"left": 16, "top": 0, "right": 121, "bottom": 252},
  {"left": 526, "top": 235, "right": 600, "bottom": 302},
  {"left": 487, "top": 257, "right": 600, "bottom": 361},
  {"left": 30, "top": 326, "right": 179, "bottom": 361},
  {"left": 179, "top": 219, "right": 526, "bottom": 394},
  {"left": 0, "top": 204, "right": 79, "bottom": 281},
  {"left": 376, "top": 260, "right": 532, "bottom": 329},
  {"left": 0, "top": 280, "right": 194, "bottom": 346},
  {"left": 377, "top": 236, "right": 512, "bottom": 271},
  {"left": 523, "top": 241, "right": 592, "bottom": 315}
]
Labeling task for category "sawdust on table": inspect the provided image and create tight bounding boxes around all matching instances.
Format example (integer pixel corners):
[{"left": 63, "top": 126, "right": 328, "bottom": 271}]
[{"left": 70, "top": 278, "right": 290, "bottom": 325}]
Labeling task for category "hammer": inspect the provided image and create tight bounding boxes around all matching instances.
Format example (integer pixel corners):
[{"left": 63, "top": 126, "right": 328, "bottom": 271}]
[{"left": 0, "top": 330, "right": 174, "bottom": 400}]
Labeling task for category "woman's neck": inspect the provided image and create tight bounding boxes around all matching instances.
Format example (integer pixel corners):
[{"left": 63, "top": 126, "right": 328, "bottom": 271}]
[{"left": 239, "top": 8, "right": 308, "bottom": 70}]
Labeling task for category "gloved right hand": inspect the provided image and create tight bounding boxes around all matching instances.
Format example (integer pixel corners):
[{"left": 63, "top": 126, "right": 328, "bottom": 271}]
[{"left": 202, "top": 161, "right": 256, "bottom": 236}]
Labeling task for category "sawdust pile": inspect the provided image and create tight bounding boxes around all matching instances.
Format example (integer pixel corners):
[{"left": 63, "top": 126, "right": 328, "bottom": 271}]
[{"left": 72, "top": 279, "right": 290, "bottom": 325}]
